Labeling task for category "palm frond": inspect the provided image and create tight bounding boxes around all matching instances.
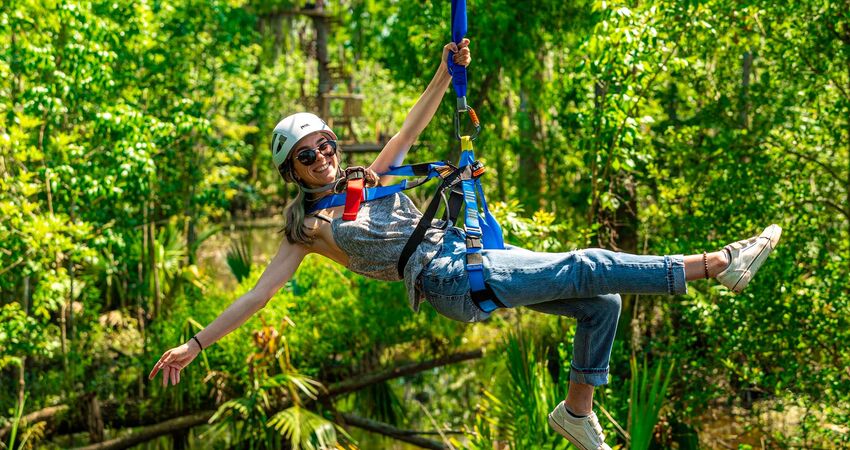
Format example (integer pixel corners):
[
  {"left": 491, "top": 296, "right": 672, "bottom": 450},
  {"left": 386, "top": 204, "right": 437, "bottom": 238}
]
[
  {"left": 270, "top": 405, "right": 351, "bottom": 450},
  {"left": 226, "top": 236, "right": 252, "bottom": 282}
]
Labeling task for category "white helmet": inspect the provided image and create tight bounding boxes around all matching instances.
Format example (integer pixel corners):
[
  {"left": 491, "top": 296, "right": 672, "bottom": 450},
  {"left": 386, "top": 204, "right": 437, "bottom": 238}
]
[{"left": 271, "top": 112, "right": 338, "bottom": 169}]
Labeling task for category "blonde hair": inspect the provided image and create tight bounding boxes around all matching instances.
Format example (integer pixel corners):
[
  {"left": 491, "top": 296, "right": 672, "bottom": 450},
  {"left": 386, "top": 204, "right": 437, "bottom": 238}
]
[{"left": 280, "top": 161, "right": 315, "bottom": 245}]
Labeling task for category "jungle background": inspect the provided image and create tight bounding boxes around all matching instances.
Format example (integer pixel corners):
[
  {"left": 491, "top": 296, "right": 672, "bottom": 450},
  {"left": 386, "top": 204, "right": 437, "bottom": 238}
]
[{"left": 1, "top": 0, "right": 849, "bottom": 448}]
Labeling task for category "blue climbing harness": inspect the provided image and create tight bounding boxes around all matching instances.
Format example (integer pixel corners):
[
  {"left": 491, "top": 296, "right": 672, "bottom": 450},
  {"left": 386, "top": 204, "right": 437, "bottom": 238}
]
[{"left": 306, "top": 0, "right": 507, "bottom": 313}]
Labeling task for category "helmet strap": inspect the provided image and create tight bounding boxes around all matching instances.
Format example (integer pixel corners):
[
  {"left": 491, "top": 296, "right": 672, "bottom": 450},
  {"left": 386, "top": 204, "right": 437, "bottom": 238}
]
[{"left": 294, "top": 155, "right": 346, "bottom": 197}]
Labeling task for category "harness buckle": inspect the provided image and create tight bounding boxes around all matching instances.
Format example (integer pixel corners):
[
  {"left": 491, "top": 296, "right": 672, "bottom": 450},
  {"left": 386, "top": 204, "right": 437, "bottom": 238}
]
[
  {"left": 467, "top": 252, "right": 483, "bottom": 266},
  {"left": 345, "top": 166, "right": 366, "bottom": 180},
  {"left": 470, "top": 160, "right": 485, "bottom": 178},
  {"left": 466, "top": 235, "right": 482, "bottom": 249},
  {"left": 436, "top": 161, "right": 459, "bottom": 179},
  {"left": 332, "top": 166, "right": 367, "bottom": 194}
]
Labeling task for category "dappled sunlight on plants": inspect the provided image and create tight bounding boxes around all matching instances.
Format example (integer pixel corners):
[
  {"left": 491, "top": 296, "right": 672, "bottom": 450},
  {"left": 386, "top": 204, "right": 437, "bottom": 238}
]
[{"left": 2, "top": 0, "right": 849, "bottom": 448}]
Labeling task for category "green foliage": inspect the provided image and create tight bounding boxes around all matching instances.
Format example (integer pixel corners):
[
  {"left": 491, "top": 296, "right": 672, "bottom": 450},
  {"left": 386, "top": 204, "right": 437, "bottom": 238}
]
[
  {"left": 206, "top": 316, "right": 354, "bottom": 449},
  {"left": 6, "top": 392, "right": 26, "bottom": 450},
  {"left": 353, "top": 381, "right": 405, "bottom": 427},
  {"left": 463, "top": 328, "right": 572, "bottom": 449},
  {"left": 269, "top": 406, "right": 347, "bottom": 450},
  {"left": 1, "top": 0, "right": 848, "bottom": 448},
  {"left": 628, "top": 356, "right": 675, "bottom": 450}
]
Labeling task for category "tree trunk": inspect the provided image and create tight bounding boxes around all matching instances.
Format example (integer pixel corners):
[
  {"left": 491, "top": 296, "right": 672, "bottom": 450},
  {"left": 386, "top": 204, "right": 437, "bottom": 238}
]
[
  {"left": 184, "top": 201, "right": 196, "bottom": 266},
  {"left": 587, "top": 80, "right": 608, "bottom": 242},
  {"left": 18, "top": 340, "right": 26, "bottom": 422},
  {"left": 170, "top": 428, "right": 189, "bottom": 450},
  {"left": 60, "top": 288, "right": 68, "bottom": 370},
  {"left": 86, "top": 394, "right": 104, "bottom": 444},
  {"left": 740, "top": 51, "right": 752, "bottom": 130},
  {"left": 138, "top": 210, "right": 147, "bottom": 400},
  {"left": 518, "top": 86, "right": 543, "bottom": 211},
  {"left": 149, "top": 201, "right": 160, "bottom": 320},
  {"left": 665, "top": 81, "right": 678, "bottom": 124},
  {"left": 68, "top": 254, "right": 75, "bottom": 342},
  {"left": 10, "top": 18, "right": 19, "bottom": 105},
  {"left": 17, "top": 277, "right": 30, "bottom": 430},
  {"left": 72, "top": 412, "right": 214, "bottom": 450}
]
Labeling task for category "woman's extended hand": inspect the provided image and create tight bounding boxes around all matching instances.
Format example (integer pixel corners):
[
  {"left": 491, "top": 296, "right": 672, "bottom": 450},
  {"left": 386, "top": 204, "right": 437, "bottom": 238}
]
[
  {"left": 442, "top": 38, "right": 471, "bottom": 68},
  {"left": 148, "top": 342, "right": 200, "bottom": 388}
]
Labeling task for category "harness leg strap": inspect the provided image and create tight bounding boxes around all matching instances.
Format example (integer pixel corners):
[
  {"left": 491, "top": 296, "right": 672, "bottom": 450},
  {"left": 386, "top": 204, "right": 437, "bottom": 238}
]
[{"left": 465, "top": 238, "right": 507, "bottom": 313}]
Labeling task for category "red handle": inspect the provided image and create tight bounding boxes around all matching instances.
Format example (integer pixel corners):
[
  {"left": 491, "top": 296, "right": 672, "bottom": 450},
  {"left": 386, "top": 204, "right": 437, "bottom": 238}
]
[{"left": 342, "top": 178, "right": 365, "bottom": 221}]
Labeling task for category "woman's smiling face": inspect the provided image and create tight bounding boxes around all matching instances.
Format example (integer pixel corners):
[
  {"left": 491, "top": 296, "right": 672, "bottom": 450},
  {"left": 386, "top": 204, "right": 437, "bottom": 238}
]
[{"left": 289, "top": 132, "right": 340, "bottom": 188}]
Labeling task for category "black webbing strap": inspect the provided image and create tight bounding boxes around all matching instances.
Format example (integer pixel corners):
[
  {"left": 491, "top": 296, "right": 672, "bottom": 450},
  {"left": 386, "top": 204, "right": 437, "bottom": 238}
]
[
  {"left": 407, "top": 162, "right": 438, "bottom": 176},
  {"left": 396, "top": 167, "right": 464, "bottom": 278},
  {"left": 442, "top": 184, "right": 465, "bottom": 224},
  {"left": 470, "top": 283, "right": 507, "bottom": 309}
]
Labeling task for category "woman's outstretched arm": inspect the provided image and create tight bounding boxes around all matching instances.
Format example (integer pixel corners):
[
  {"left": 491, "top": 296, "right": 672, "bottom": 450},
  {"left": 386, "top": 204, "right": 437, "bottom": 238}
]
[
  {"left": 370, "top": 39, "right": 471, "bottom": 185},
  {"left": 148, "top": 239, "right": 308, "bottom": 387}
]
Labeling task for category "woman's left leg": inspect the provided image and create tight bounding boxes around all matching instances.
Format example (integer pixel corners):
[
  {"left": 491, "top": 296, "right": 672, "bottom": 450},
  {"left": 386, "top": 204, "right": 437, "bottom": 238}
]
[
  {"left": 482, "top": 246, "right": 690, "bottom": 304},
  {"left": 525, "top": 295, "right": 621, "bottom": 415},
  {"left": 524, "top": 295, "right": 621, "bottom": 387}
]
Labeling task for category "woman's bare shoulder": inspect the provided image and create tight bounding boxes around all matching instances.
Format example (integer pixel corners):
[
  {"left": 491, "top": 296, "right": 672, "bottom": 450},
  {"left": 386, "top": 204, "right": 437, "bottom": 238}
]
[
  {"left": 302, "top": 215, "right": 325, "bottom": 237},
  {"left": 299, "top": 209, "right": 348, "bottom": 265}
]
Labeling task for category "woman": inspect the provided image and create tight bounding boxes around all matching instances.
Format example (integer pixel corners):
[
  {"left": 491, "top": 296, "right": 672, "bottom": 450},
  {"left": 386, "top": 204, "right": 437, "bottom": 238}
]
[{"left": 150, "top": 39, "right": 781, "bottom": 449}]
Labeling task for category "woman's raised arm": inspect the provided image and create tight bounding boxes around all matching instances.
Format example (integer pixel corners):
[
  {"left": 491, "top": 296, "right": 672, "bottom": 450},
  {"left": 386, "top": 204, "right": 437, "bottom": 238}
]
[
  {"left": 148, "top": 239, "right": 308, "bottom": 387},
  {"left": 369, "top": 39, "right": 471, "bottom": 185}
]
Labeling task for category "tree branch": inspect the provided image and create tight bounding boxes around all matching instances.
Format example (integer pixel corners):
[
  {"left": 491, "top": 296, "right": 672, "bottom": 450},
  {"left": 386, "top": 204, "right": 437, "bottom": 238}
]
[
  {"left": 35, "top": 349, "right": 484, "bottom": 449},
  {"left": 339, "top": 413, "right": 450, "bottom": 450},
  {"left": 0, "top": 405, "right": 70, "bottom": 439},
  {"left": 72, "top": 412, "right": 213, "bottom": 450},
  {"left": 326, "top": 349, "right": 483, "bottom": 398},
  {"left": 766, "top": 138, "right": 844, "bottom": 184}
]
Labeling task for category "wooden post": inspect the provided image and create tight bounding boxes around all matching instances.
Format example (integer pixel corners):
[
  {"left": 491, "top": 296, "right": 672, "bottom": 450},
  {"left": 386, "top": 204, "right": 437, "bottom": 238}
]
[{"left": 312, "top": 0, "right": 333, "bottom": 118}]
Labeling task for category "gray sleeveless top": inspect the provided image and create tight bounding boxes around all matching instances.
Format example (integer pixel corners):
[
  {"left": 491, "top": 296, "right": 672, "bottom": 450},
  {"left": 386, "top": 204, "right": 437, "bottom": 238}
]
[{"left": 316, "top": 192, "right": 445, "bottom": 312}]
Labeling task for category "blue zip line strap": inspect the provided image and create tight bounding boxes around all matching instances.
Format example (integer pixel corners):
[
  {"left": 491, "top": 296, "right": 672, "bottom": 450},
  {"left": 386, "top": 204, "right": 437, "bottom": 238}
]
[
  {"left": 305, "top": 162, "right": 450, "bottom": 214},
  {"left": 447, "top": 0, "right": 468, "bottom": 100}
]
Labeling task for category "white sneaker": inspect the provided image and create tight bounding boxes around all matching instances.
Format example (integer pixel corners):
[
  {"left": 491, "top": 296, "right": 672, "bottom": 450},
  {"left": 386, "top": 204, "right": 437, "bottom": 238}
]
[
  {"left": 547, "top": 401, "right": 611, "bottom": 450},
  {"left": 716, "top": 224, "right": 782, "bottom": 293}
]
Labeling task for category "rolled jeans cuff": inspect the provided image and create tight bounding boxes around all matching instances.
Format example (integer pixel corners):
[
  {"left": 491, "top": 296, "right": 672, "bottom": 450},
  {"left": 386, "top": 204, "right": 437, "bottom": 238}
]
[
  {"left": 666, "top": 254, "right": 688, "bottom": 295},
  {"left": 570, "top": 362, "right": 609, "bottom": 386}
]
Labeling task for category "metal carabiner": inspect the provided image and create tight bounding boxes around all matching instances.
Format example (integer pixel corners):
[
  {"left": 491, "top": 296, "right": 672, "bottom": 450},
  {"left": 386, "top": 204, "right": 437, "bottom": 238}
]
[{"left": 454, "top": 97, "right": 481, "bottom": 141}]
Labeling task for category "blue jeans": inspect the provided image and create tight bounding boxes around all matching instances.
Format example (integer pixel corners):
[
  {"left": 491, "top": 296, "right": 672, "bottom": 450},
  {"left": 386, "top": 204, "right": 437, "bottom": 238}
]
[{"left": 418, "top": 226, "right": 687, "bottom": 386}]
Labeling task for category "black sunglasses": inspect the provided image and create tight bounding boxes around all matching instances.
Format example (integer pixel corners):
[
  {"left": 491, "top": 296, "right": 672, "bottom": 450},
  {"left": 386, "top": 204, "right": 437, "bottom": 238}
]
[{"left": 295, "top": 140, "right": 337, "bottom": 166}]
